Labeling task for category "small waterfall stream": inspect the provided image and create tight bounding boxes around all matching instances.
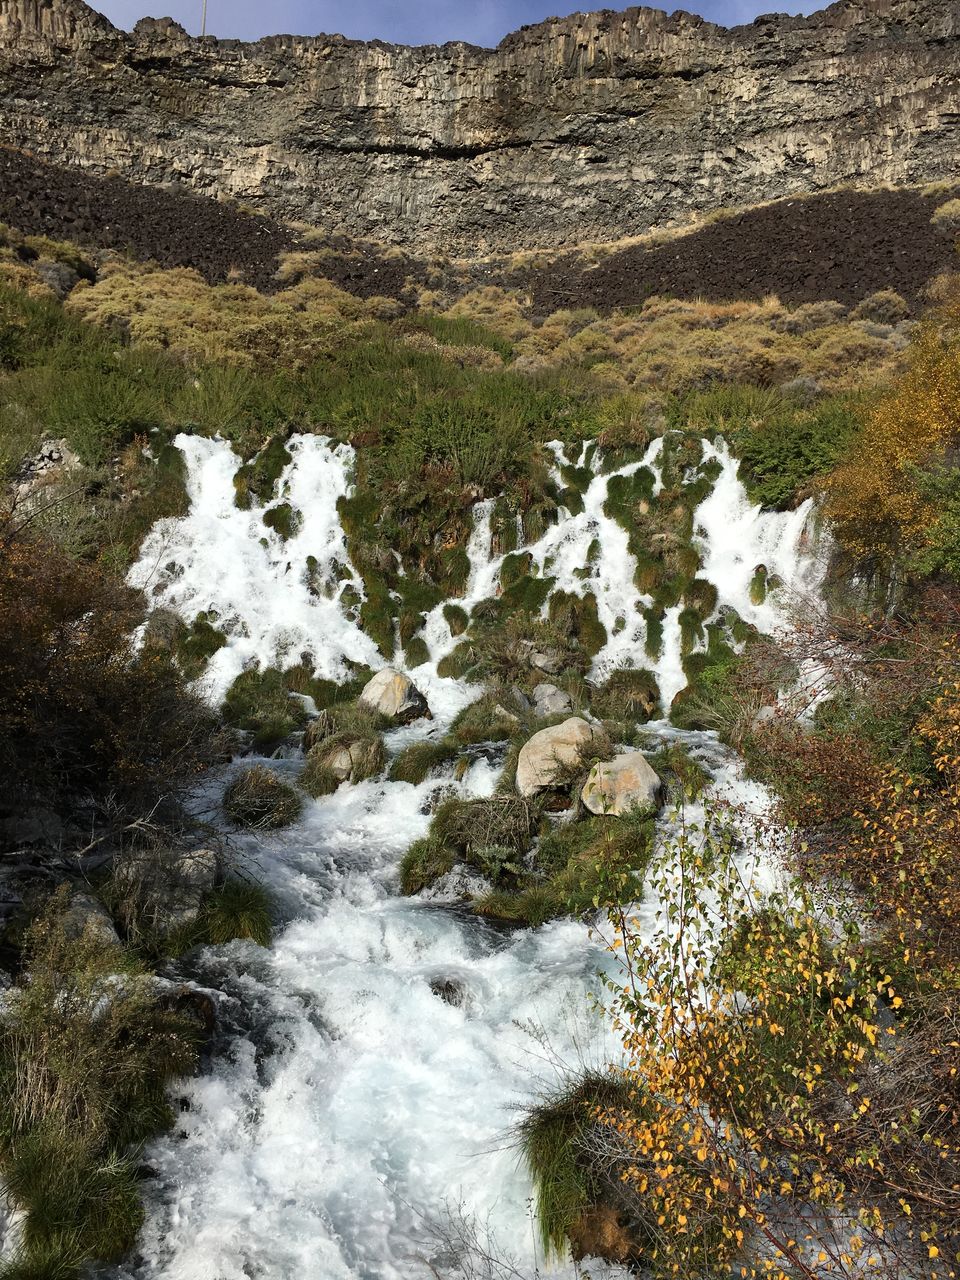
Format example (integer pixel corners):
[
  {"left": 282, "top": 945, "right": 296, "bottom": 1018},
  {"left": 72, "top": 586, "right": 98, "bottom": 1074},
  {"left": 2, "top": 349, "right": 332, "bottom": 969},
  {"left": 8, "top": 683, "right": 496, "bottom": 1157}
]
[{"left": 113, "top": 431, "right": 824, "bottom": 1280}]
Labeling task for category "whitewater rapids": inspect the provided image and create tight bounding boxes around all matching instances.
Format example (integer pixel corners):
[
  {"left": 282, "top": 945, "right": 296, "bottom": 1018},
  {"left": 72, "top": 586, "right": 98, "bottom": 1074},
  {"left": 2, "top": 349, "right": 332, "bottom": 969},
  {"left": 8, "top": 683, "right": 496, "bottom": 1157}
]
[{"left": 108, "top": 432, "right": 823, "bottom": 1280}]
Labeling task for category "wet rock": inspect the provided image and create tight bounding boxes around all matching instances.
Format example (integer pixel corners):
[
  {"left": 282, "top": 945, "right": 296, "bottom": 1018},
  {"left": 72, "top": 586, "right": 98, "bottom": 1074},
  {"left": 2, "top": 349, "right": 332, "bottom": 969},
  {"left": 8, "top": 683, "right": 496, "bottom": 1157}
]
[
  {"left": 581, "top": 752, "right": 663, "bottom": 818},
  {"left": 532, "top": 682, "right": 573, "bottom": 718},
  {"left": 319, "top": 737, "right": 384, "bottom": 784},
  {"left": 569, "top": 1204, "right": 643, "bottom": 1265},
  {"left": 360, "top": 668, "right": 430, "bottom": 723},
  {"left": 516, "top": 717, "right": 606, "bottom": 798},
  {"left": 142, "top": 608, "right": 184, "bottom": 653},
  {"left": 61, "top": 892, "right": 121, "bottom": 947},
  {"left": 429, "top": 977, "right": 467, "bottom": 1006}
]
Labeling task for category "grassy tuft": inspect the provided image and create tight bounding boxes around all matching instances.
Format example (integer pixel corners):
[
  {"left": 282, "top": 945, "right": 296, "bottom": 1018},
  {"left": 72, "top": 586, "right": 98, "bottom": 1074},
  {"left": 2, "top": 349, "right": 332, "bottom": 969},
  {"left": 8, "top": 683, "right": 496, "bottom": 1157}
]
[{"left": 223, "top": 765, "right": 302, "bottom": 829}]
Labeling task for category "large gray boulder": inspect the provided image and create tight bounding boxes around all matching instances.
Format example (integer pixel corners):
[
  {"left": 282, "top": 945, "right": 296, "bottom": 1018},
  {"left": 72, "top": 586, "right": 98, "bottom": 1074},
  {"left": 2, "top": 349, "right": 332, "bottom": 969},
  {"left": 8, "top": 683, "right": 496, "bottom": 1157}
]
[
  {"left": 581, "top": 752, "right": 663, "bottom": 817},
  {"left": 359, "top": 668, "right": 430, "bottom": 723},
  {"left": 516, "top": 717, "right": 607, "bottom": 797},
  {"left": 532, "top": 682, "right": 573, "bottom": 718}
]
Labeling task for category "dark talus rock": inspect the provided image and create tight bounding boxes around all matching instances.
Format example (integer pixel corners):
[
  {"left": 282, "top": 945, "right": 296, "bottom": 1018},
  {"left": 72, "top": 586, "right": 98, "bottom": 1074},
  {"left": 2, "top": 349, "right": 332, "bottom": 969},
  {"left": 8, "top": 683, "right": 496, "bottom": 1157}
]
[{"left": 0, "top": 0, "right": 956, "bottom": 254}]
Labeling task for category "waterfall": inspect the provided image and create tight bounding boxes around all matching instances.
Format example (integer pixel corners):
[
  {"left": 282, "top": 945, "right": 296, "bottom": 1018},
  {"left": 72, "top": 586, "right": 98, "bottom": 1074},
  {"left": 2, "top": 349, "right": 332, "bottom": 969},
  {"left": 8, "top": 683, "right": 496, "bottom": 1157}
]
[{"left": 112, "top": 430, "right": 825, "bottom": 1280}]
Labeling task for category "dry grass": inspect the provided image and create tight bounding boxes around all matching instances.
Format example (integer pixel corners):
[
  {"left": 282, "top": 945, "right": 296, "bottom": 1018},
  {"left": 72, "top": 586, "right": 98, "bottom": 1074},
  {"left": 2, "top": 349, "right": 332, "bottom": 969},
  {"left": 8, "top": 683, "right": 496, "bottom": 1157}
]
[{"left": 66, "top": 262, "right": 397, "bottom": 368}]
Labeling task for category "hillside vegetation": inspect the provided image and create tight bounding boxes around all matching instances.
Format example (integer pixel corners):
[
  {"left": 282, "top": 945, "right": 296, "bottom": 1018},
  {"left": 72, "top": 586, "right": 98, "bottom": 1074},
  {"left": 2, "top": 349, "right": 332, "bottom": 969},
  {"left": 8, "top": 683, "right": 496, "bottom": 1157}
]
[{"left": 0, "top": 197, "right": 959, "bottom": 1278}]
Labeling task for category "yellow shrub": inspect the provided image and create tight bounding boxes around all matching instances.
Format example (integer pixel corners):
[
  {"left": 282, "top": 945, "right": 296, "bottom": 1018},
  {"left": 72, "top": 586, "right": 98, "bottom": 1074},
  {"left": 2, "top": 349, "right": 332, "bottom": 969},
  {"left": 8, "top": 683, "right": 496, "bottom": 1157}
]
[{"left": 824, "top": 303, "right": 960, "bottom": 562}]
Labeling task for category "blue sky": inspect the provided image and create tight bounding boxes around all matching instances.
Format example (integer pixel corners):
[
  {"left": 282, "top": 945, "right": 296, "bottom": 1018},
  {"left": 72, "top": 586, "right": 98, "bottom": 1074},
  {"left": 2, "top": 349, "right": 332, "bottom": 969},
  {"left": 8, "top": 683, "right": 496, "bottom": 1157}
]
[{"left": 94, "top": 0, "right": 820, "bottom": 46}]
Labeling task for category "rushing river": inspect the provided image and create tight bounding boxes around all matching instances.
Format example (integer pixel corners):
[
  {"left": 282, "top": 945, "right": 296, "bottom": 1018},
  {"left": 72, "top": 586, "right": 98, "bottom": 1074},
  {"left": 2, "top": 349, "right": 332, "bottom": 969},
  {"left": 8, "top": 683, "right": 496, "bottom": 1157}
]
[{"left": 106, "top": 432, "right": 823, "bottom": 1280}]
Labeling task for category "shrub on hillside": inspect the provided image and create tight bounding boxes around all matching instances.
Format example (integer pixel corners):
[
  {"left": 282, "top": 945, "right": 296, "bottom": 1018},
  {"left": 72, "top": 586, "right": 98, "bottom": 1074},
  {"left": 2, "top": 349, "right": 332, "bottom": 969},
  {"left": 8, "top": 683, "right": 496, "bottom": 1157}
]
[
  {"left": 0, "top": 894, "right": 198, "bottom": 1276},
  {"left": 0, "top": 525, "right": 218, "bottom": 846}
]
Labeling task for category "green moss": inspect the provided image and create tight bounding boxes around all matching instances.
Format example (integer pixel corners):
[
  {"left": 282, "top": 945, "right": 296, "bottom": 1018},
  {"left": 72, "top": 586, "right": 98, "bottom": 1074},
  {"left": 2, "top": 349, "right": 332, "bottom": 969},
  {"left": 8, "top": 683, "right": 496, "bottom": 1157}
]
[
  {"left": 678, "top": 607, "right": 705, "bottom": 656},
  {"left": 603, "top": 466, "right": 656, "bottom": 529},
  {"left": 436, "top": 643, "right": 478, "bottom": 681},
  {"left": 749, "top": 565, "right": 769, "bottom": 606},
  {"left": 647, "top": 743, "right": 711, "bottom": 800},
  {"left": 400, "top": 836, "right": 455, "bottom": 895},
  {"left": 548, "top": 591, "right": 607, "bottom": 658},
  {"left": 301, "top": 732, "right": 386, "bottom": 792},
  {"left": 448, "top": 694, "right": 522, "bottom": 746},
  {"left": 403, "top": 636, "right": 431, "bottom": 667},
  {"left": 262, "top": 502, "right": 302, "bottom": 541},
  {"left": 174, "top": 612, "right": 227, "bottom": 681},
  {"left": 223, "top": 765, "right": 303, "bottom": 829},
  {"left": 490, "top": 499, "right": 520, "bottom": 556},
  {"left": 443, "top": 602, "right": 469, "bottom": 636},
  {"left": 643, "top": 607, "right": 664, "bottom": 661},
  {"left": 233, "top": 435, "right": 292, "bottom": 510},
  {"left": 501, "top": 551, "right": 533, "bottom": 588},
  {"left": 683, "top": 577, "right": 719, "bottom": 620},
  {"left": 167, "top": 880, "right": 274, "bottom": 955},
  {"left": 359, "top": 580, "right": 396, "bottom": 659},
  {"left": 517, "top": 1070, "right": 637, "bottom": 1260},
  {"left": 500, "top": 572, "right": 554, "bottom": 614}
]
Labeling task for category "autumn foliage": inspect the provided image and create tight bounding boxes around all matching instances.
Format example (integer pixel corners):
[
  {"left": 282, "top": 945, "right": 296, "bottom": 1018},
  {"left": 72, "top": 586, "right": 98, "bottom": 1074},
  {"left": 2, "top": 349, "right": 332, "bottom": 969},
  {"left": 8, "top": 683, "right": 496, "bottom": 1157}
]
[{"left": 825, "top": 289, "right": 960, "bottom": 573}]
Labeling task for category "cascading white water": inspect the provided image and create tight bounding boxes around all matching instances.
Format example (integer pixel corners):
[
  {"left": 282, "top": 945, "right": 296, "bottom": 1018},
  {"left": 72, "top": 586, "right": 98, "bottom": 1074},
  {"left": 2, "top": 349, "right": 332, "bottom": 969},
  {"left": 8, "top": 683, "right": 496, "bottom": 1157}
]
[{"left": 110, "top": 430, "right": 825, "bottom": 1280}]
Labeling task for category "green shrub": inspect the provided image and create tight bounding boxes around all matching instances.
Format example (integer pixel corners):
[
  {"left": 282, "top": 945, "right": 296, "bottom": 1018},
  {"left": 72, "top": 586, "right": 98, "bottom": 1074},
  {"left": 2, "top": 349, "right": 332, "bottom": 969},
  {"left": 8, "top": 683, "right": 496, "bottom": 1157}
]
[{"left": 223, "top": 765, "right": 302, "bottom": 829}]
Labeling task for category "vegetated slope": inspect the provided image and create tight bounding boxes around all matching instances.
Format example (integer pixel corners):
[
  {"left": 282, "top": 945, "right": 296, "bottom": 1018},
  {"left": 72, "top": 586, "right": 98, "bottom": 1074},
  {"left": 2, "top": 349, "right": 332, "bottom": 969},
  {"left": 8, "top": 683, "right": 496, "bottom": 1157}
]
[{"left": 528, "top": 187, "right": 959, "bottom": 312}]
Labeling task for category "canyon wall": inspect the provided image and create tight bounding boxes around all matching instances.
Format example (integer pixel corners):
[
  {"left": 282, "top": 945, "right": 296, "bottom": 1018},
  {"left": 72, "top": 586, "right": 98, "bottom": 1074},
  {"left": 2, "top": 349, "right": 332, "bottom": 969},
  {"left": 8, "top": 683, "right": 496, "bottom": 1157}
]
[{"left": 0, "top": 0, "right": 957, "bottom": 252}]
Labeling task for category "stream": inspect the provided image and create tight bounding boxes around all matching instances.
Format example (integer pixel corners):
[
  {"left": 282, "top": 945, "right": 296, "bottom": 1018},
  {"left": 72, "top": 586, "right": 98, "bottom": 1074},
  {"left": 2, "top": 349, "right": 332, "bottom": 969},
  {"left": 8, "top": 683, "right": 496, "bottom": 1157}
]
[{"left": 109, "top": 432, "right": 824, "bottom": 1280}]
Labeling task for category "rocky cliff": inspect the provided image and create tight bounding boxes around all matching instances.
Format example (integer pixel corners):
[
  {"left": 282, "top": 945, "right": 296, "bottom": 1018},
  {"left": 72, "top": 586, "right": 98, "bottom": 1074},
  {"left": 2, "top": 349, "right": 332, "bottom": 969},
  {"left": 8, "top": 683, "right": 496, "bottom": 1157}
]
[{"left": 0, "top": 0, "right": 957, "bottom": 252}]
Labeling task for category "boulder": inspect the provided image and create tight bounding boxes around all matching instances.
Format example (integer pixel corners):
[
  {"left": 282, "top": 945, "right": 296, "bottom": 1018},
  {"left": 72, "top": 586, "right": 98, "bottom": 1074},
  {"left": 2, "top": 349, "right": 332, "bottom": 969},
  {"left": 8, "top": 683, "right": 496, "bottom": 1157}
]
[
  {"left": 530, "top": 647, "right": 563, "bottom": 675},
  {"left": 323, "top": 738, "right": 382, "bottom": 783},
  {"left": 516, "top": 717, "right": 607, "bottom": 797},
  {"left": 113, "top": 847, "right": 220, "bottom": 934},
  {"left": 532, "top": 682, "right": 573, "bottom": 718},
  {"left": 62, "top": 893, "right": 121, "bottom": 947},
  {"left": 359, "top": 668, "right": 430, "bottom": 723},
  {"left": 581, "top": 752, "right": 663, "bottom": 818}
]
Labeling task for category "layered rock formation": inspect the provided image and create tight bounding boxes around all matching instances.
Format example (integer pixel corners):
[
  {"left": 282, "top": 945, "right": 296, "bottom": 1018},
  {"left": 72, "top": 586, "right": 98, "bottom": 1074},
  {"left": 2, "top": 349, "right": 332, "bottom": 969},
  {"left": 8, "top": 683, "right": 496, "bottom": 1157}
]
[{"left": 0, "top": 0, "right": 957, "bottom": 251}]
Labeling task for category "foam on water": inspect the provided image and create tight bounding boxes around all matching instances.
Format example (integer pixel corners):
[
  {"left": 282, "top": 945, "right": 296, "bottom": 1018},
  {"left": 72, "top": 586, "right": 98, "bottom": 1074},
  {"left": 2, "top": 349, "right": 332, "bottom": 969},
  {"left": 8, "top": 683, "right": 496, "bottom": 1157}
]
[
  {"left": 111, "top": 430, "right": 825, "bottom": 1279},
  {"left": 129, "top": 434, "right": 383, "bottom": 705}
]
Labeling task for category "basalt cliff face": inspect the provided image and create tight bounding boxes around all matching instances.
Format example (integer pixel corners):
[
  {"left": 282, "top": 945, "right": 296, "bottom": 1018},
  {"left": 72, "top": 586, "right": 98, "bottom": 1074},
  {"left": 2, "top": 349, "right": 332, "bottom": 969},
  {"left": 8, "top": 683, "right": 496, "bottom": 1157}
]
[{"left": 0, "top": 0, "right": 957, "bottom": 252}]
